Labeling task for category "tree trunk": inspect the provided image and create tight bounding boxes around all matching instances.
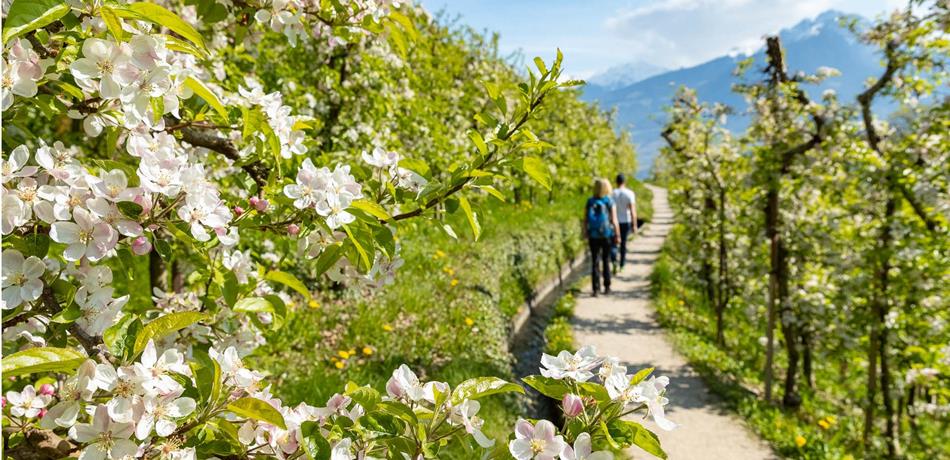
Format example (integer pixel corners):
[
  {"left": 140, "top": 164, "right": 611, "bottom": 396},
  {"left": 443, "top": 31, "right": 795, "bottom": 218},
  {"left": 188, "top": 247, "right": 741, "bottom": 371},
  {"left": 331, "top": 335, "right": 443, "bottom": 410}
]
[
  {"left": 877, "top": 192, "right": 899, "bottom": 458},
  {"left": 764, "top": 184, "right": 779, "bottom": 403},
  {"left": 801, "top": 330, "right": 814, "bottom": 389},
  {"left": 716, "top": 187, "right": 728, "bottom": 346}
]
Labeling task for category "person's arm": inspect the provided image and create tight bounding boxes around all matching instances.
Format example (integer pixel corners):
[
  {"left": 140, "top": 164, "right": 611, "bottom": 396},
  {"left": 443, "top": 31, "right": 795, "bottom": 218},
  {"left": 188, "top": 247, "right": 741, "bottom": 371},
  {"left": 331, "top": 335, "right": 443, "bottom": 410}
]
[
  {"left": 610, "top": 204, "right": 621, "bottom": 243},
  {"left": 582, "top": 201, "right": 589, "bottom": 239},
  {"left": 630, "top": 201, "right": 638, "bottom": 234}
]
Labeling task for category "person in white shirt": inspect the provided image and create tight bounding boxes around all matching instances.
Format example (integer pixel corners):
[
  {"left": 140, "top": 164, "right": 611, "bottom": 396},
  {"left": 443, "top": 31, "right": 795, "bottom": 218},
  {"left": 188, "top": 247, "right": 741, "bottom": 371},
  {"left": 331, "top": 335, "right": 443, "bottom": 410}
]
[{"left": 610, "top": 173, "right": 638, "bottom": 269}]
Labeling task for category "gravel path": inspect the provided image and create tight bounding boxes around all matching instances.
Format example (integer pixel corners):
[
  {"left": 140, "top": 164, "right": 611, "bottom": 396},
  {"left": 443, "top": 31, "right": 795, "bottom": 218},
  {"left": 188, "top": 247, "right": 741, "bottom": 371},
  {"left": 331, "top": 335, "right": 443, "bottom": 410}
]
[{"left": 571, "top": 185, "right": 777, "bottom": 460}]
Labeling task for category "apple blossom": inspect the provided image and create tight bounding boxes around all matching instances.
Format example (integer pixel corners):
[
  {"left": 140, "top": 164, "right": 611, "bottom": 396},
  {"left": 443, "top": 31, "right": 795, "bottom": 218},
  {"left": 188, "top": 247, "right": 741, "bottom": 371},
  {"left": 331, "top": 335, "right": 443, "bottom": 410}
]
[
  {"left": 509, "top": 419, "right": 566, "bottom": 460},
  {"left": 136, "top": 392, "right": 197, "bottom": 439},
  {"left": 69, "top": 405, "right": 138, "bottom": 460},
  {"left": 540, "top": 346, "right": 601, "bottom": 382},
  {"left": 1, "top": 249, "right": 45, "bottom": 309},
  {"left": 50, "top": 207, "right": 119, "bottom": 261},
  {"left": 5, "top": 385, "right": 52, "bottom": 418},
  {"left": 2, "top": 145, "right": 37, "bottom": 183},
  {"left": 560, "top": 432, "right": 613, "bottom": 460}
]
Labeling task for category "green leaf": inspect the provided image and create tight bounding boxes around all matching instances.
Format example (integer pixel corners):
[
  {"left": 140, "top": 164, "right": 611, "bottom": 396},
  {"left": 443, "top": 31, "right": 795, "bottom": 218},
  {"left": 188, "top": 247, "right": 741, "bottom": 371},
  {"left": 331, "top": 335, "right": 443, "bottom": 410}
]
[
  {"left": 185, "top": 76, "right": 228, "bottom": 120},
  {"left": 9, "top": 233, "right": 50, "bottom": 258},
  {"left": 134, "top": 312, "right": 206, "bottom": 355},
  {"left": 350, "top": 199, "right": 392, "bottom": 221},
  {"left": 233, "top": 296, "right": 275, "bottom": 314},
  {"left": 533, "top": 56, "right": 549, "bottom": 75},
  {"left": 479, "top": 185, "right": 507, "bottom": 202},
  {"left": 1, "top": 347, "right": 86, "bottom": 377},
  {"left": 227, "top": 397, "right": 287, "bottom": 430},
  {"left": 468, "top": 130, "right": 488, "bottom": 156},
  {"left": 164, "top": 34, "right": 206, "bottom": 57},
  {"left": 629, "top": 367, "right": 655, "bottom": 386},
  {"left": 103, "top": 316, "right": 141, "bottom": 360},
  {"left": 345, "top": 383, "right": 381, "bottom": 411},
  {"left": 442, "top": 224, "right": 458, "bottom": 240},
  {"left": 521, "top": 375, "right": 571, "bottom": 400},
  {"left": 457, "top": 195, "right": 481, "bottom": 241},
  {"left": 377, "top": 400, "right": 418, "bottom": 424},
  {"left": 521, "top": 156, "right": 552, "bottom": 190},
  {"left": 386, "top": 22, "right": 408, "bottom": 58},
  {"left": 222, "top": 271, "right": 239, "bottom": 306},
  {"left": 343, "top": 225, "right": 371, "bottom": 270},
  {"left": 314, "top": 244, "right": 344, "bottom": 277},
  {"left": 264, "top": 270, "right": 311, "bottom": 302},
  {"left": 606, "top": 420, "right": 667, "bottom": 459},
  {"left": 300, "top": 421, "right": 331, "bottom": 460},
  {"left": 117, "top": 201, "right": 143, "bottom": 219},
  {"left": 2, "top": 0, "right": 70, "bottom": 44},
  {"left": 191, "top": 350, "right": 222, "bottom": 404},
  {"left": 450, "top": 377, "right": 524, "bottom": 405},
  {"left": 115, "top": 3, "right": 206, "bottom": 50},
  {"left": 100, "top": 6, "right": 127, "bottom": 41}
]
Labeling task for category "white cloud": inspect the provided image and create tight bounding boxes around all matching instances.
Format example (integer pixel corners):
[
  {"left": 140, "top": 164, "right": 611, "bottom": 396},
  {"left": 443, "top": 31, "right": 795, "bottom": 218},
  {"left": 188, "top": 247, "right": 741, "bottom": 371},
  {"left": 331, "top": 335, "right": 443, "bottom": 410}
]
[{"left": 603, "top": 0, "right": 904, "bottom": 68}]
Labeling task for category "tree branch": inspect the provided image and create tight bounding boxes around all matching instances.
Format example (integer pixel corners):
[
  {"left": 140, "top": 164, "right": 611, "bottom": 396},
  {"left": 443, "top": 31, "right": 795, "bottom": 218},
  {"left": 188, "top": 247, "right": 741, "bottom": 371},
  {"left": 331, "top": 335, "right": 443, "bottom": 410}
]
[{"left": 175, "top": 121, "right": 269, "bottom": 189}]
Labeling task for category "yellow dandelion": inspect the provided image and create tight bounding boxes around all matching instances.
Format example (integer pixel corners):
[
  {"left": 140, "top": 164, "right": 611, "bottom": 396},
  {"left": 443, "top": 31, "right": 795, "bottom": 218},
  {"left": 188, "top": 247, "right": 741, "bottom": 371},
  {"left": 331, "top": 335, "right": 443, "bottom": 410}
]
[
  {"left": 464, "top": 317, "right": 474, "bottom": 327},
  {"left": 825, "top": 415, "right": 837, "bottom": 425},
  {"left": 450, "top": 278, "right": 459, "bottom": 287},
  {"left": 382, "top": 324, "right": 394, "bottom": 332},
  {"left": 348, "top": 348, "right": 356, "bottom": 355},
  {"left": 443, "top": 267, "right": 455, "bottom": 276},
  {"left": 794, "top": 435, "right": 806, "bottom": 448},
  {"left": 678, "top": 300, "right": 685, "bottom": 306},
  {"left": 308, "top": 299, "right": 320, "bottom": 308},
  {"left": 818, "top": 419, "right": 830, "bottom": 430},
  {"left": 338, "top": 350, "right": 350, "bottom": 359},
  {"left": 334, "top": 361, "right": 345, "bottom": 369},
  {"left": 434, "top": 250, "right": 446, "bottom": 259},
  {"left": 362, "top": 346, "right": 373, "bottom": 356}
]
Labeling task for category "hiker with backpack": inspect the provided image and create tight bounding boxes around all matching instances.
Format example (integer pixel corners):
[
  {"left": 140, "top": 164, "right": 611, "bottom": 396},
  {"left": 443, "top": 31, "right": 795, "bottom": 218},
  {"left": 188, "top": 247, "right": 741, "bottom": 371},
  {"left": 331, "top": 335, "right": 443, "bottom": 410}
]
[{"left": 584, "top": 178, "right": 621, "bottom": 296}]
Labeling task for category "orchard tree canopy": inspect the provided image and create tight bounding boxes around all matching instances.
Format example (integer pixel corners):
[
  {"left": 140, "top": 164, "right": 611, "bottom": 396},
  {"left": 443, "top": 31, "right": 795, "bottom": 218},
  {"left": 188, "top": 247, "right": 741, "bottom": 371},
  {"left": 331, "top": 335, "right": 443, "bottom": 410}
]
[{"left": 1, "top": 0, "right": 662, "bottom": 459}]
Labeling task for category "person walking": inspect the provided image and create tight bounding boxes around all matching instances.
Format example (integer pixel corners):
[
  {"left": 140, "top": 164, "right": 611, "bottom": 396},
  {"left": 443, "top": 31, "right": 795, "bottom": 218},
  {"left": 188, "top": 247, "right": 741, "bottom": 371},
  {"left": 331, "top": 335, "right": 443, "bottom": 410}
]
[
  {"left": 584, "top": 178, "right": 621, "bottom": 296},
  {"left": 610, "top": 173, "right": 638, "bottom": 270}
]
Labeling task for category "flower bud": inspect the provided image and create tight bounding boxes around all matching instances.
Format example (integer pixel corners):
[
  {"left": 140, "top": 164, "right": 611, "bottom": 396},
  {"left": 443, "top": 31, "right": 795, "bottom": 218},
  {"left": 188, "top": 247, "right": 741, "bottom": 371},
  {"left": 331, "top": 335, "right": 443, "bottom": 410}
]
[
  {"left": 386, "top": 376, "right": 405, "bottom": 399},
  {"left": 562, "top": 393, "right": 584, "bottom": 417},
  {"left": 131, "top": 236, "right": 152, "bottom": 256},
  {"left": 38, "top": 408, "right": 47, "bottom": 419},
  {"left": 133, "top": 194, "right": 153, "bottom": 215},
  {"left": 249, "top": 196, "right": 269, "bottom": 212},
  {"left": 38, "top": 383, "right": 56, "bottom": 396},
  {"left": 1, "top": 396, "right": 5, "bottom": 408},
  {"left": 234, "top": 206, "right": 245, "bottom": 216},
  {"left": 287, "top": 224, "right": 300, "bottom": 236}
]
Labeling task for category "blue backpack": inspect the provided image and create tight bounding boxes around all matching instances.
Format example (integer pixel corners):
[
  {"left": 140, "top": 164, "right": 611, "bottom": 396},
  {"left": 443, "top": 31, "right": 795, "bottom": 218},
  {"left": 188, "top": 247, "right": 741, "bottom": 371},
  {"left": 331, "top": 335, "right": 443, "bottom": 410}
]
[{"left": 586, "top": 197, "right": 613, "bottom": 239}]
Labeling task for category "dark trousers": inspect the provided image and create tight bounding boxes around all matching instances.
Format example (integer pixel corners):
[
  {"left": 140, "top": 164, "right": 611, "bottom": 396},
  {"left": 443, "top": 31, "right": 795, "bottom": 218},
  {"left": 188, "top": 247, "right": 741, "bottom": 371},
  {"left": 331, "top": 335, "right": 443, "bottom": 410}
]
[
  {"left": 589, "top": 238, "right": 612, "bottom": 292},
  {"left": 617, "top": 222, "right": 632, "bottom": 267}
]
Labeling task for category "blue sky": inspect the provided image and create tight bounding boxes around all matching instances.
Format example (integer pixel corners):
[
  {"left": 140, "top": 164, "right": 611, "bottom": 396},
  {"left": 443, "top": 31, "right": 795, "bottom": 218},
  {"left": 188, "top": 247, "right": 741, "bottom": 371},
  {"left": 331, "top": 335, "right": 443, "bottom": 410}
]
[{"left": 420, "top": 0, "right": 905, "bottom": 79}]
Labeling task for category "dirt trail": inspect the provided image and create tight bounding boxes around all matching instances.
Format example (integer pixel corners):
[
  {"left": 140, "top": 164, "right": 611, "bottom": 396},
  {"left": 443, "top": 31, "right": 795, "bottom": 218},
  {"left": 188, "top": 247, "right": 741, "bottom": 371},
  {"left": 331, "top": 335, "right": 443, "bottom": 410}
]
[{"left": 571, "top": 185, "right": 777, "bottom": 460}]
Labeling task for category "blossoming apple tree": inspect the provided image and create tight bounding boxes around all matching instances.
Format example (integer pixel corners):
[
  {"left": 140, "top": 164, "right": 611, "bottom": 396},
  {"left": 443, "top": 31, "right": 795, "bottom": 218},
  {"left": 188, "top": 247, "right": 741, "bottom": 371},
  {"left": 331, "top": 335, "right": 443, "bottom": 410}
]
[{"left": 1, "top": 0, "right": 673, "bottom": 458}]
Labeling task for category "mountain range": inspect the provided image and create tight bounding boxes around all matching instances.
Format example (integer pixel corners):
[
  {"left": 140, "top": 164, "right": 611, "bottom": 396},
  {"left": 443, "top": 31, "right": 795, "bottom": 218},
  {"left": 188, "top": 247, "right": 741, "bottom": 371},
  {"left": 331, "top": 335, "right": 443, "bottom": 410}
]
[{"left": 582, "top": 10, "right": 884, "bottom": 178}]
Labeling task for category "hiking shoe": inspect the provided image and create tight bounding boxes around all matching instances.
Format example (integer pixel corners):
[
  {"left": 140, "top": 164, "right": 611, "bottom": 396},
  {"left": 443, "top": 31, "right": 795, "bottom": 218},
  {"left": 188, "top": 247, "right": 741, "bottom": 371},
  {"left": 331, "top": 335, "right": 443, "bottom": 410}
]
[
  {"left": 604, "top": 287, "right": 611, "bottom": 295},
  {"left": 592, "top": 290, "right": 599, "bottom": 297}
]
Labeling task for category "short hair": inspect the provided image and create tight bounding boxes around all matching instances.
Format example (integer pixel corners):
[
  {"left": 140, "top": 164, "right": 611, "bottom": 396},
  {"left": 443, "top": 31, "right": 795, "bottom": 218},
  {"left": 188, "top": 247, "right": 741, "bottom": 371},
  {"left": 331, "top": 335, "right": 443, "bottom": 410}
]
[
  {"left": 615, "top": 173, "right": 626, "bottom": 185},
  {"left": 593, "top": 178, "right": 612, "bottom": 198}
]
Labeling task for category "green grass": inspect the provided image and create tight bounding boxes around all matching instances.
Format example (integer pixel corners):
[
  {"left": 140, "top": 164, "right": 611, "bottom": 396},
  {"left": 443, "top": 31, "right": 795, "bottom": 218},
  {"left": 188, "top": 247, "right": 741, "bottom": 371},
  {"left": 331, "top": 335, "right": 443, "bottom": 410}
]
[
  {"left": 544, "top": 292, "right": 577, "bottom": 355},
  {"left": 254, "top": 196, "right": 590, "bottom": 441}
]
